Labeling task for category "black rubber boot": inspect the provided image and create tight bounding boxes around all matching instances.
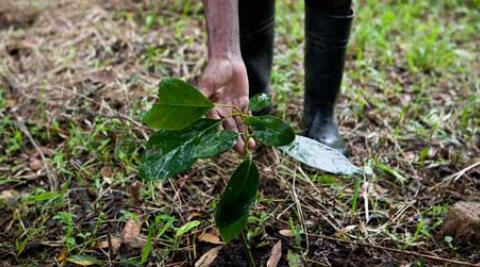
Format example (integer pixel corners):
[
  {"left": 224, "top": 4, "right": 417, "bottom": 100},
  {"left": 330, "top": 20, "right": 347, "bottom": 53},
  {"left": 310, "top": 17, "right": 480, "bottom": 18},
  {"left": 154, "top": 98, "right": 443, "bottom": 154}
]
[
  {"left": 239, "top": 0, "right": 275, "bottom": 114},
  {"left": 303, "top": 3, "right": 354, "bottom": 155}
]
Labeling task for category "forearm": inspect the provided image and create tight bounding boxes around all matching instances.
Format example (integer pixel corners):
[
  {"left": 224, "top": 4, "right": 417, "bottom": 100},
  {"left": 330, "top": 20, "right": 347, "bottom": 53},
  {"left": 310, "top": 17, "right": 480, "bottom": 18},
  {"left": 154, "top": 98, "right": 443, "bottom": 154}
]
[{"left": 203, "top": 0, "right": 241, "bottom": 60}]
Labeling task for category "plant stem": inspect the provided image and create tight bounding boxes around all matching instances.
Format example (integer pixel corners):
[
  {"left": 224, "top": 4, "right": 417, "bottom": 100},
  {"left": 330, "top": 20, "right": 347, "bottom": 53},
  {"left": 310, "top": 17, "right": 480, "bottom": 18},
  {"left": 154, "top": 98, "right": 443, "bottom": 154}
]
[
  {"left": 240, "top": 231, "right": 256, "bottom": 267},
  {"left": 240, "top": 113, "right": 251, "bottom": 158},
  {"left": 215, "top": 103, "right": 242, "bottom": 113},
  {"left": 220, "top": 109, "right": 251, "bottom": 157}
]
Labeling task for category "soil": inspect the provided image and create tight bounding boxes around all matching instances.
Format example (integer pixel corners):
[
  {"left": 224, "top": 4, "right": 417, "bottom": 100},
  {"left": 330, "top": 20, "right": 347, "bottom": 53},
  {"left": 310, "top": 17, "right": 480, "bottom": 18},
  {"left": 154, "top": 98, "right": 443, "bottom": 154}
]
[{"left": 0, "top": 0, "right": 479, "bottom": 266}]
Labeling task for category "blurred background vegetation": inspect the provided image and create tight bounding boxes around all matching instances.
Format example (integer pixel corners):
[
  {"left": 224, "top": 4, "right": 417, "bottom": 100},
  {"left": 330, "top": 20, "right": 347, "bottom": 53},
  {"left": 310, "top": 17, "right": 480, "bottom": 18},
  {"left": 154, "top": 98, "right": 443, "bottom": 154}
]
[{"left": 0, "top": 0, "right": 479, "bottom": 266}]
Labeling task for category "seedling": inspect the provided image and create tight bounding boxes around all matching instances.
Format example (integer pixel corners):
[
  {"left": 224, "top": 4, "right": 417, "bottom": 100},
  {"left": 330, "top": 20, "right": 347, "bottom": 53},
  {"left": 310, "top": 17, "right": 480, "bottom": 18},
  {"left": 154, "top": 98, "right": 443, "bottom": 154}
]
[{"left": 140, "top": 78, "right": 361, "bottom": 242}]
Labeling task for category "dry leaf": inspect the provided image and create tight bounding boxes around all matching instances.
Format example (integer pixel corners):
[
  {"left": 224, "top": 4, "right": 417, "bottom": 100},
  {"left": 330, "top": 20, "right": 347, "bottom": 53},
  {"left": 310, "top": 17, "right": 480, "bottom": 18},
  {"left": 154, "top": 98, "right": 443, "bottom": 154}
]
[
  {"left": 30, "top": 158, "right": 42, "bottom": 171},
  {"left": 56, "top": 248, "right": 67, "bottom": 263},
  {"left": 40, "top": 147, "right": 55, "bottom": 156},
  {"left": 100, "top": 166, "right": 112, "bottom": 178},
  {"left": 189, "top": 211, "right": 202, "bottom": 220},
  {"left": 0, "top": 190, "right": 17, "bottom": 201},
  {"left": 121, "top": 218, "right": 147, "bottom": 248},
  {"left": 31, "top": 147, "right": 55, "bottom": 157},
  {"left": 197, "top": 232, "right": 224, "bottom": 245},
  {"left": 100, "top": 166, "right": 113, "bottom": 184},
  {"left": 66, "top": 255, "right": 100, "bottom": 266},
  {"left": 334, "top": 225, "right": 356, "bottom": 237},
  {"left": 87, "top": 69, "right": 115, "bottom": 85},
  {"left": 266, "top": 240, "right": 282, "bottom": 267},
  {"left": 96, "top": 236, "right": 121, "bottom": 255},
  {"left": 5, "top": 98, "right": 16, "bottom": 108},
  {"left": 194, "top": 246, "right": 223, "bottom": 267},
  {"left": 279, "top": 229, "right": 294, "bottom": 237}
]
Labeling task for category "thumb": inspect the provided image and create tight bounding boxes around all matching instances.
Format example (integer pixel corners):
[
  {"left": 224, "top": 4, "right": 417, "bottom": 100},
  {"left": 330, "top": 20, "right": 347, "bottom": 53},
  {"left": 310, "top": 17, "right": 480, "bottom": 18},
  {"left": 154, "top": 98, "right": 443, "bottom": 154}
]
[{"left": 197, "top": 74, "right": 215, "bottom": 99}]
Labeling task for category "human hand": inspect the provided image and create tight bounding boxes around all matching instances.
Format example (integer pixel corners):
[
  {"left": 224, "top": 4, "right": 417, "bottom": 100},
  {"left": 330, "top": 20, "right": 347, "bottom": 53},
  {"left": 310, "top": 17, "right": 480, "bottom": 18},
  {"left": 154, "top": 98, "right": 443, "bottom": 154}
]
[{"left": 198, "top": 57, "right": 255, "bottom": 154}]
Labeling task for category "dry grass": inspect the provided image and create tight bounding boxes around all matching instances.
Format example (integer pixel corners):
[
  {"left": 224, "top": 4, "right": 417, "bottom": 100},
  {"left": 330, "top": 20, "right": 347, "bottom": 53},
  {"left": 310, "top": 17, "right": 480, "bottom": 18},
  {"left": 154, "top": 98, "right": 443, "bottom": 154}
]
[{"left": 0, "top": 0, "right": 479, "bottom": 266}]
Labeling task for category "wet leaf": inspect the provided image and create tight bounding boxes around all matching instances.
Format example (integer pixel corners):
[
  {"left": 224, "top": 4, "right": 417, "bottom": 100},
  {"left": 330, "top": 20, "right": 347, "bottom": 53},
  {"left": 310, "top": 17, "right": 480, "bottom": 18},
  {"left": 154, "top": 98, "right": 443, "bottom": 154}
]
[
  {"left": 143, "top": 78, "right": 214, "bottom": 130},
  {"left": 194, "top": 130, "right": 239, "bottom": 159},
  {"left": 140, "top": 119, "right": 238, "bottom": 181},
  {"left": 66, "top": 255, "right": 100, "bottom": 266},
  {"left": 198, "top": 232, "right": 224, "bottom": 245},
  {"left": 175, "top": 220, "right": 201, "bottom": 238},
  {"left": 249, "top": 93, "right": 272, "bottom": 112},
  {"left": 247, "top": 115, "right": 295, "bottom": 147},
  {"left": 194, "top": 245, "right": 223, "bottom": 267},
  {"left": 215, "top": 158, "right": 259, "bottom": 242},
  {"left": 266, "top": 240, "right": 282, "bottom": 267},
  {"left": 281, "top": 135, "right": 362, "bottom": 175}
]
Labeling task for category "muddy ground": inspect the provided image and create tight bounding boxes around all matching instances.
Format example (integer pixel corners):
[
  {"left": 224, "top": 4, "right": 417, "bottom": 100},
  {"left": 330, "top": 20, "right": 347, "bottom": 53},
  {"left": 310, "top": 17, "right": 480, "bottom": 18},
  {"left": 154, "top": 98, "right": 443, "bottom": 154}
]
[{"left": 0, "top": 0, "right": 479, "bottom": 266}]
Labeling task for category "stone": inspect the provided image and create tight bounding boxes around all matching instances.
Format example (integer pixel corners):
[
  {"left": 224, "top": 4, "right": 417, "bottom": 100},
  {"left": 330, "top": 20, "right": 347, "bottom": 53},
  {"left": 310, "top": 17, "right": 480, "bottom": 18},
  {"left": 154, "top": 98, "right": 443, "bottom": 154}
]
[
  {"left": 0, "top": 1, "right": 42, "bottom": 29},
  {"left": 442, "top": 201, "right": 480, "bottom": 244}
]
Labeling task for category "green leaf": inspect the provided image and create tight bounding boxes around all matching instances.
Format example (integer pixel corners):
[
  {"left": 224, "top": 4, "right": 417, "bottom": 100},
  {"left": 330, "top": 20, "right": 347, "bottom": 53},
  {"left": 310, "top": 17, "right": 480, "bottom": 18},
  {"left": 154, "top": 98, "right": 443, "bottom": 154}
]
[
  {"left": 143, "top": 78, "right": 214, "bottom": 130},
  {"left": 175, "top": 220, "right": 201, "bottom": 239},
  {"left": 215, "top": 158, "right": 259, "bottom": 242},
  {"left": 249, "top": 93, "right": 272, "bottom": 112},
  {"left": 194, "top": 130, "right": 239, "bottom": 159},
  {"left": 246, "top": 115, "right": 295, "bottom": 147},
  {"left": 140, "top": 119, "right": 238, "bottom": 181},
  {"left": 281, "top": 135, "right": 362, "bottom": 175},
  {"left": 66, "top": 255, "right": 101, "bottom": 266}
]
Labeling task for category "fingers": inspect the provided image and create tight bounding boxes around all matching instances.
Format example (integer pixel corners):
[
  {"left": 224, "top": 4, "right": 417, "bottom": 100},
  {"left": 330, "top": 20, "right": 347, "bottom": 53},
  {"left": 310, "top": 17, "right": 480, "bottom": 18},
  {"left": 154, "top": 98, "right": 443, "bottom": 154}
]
[
  {"left": 207, "top": 109, "right": 221, "bottom": 120},
  {"left": 233, "top": 115, "right": 245, "bottom": 135},
  {"left": 207, "top": 109, "right": 223, "bottom": 131},
  {"left": 238, "top": 104, "right": 256, "bottom": 150},
  {"left": 248, "top": 137, "right": 256, "bottom": 150},
  {"left": 222, "top": 116, "right": 245, "bottom": 154},
  {"left": 233, "top": 115, "right": 256, "bottom": 152},
  {"left": 234, "top": 138, "right": 245, "bottom": 155}
]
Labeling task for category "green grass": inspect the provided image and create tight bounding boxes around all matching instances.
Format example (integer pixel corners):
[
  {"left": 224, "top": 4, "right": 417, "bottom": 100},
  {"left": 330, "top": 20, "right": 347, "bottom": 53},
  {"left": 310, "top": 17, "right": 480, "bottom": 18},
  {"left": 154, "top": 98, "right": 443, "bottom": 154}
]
[{"left": 1, "top": 0, "right": 479, "bottom": 265}]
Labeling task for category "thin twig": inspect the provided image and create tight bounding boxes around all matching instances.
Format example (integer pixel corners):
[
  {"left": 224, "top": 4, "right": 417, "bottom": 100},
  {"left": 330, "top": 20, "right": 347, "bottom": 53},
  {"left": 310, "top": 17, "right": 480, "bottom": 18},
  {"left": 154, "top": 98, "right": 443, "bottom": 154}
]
[
  {"left": 428, "top": 161, "right": 480, "bottom": 191},
  {"left": 307, "top": 233, "right": 480, "bottom": 267},
  {"left": 240, "top": 231, "right": 256, "bottom": 267},
  {"left": 292, "top": 167, "right": 310, "bottom": 255},
  {"left": 452, "top": 161, "right": 480, "bottom": 182},
  {"left": 64, "top": 107, "right": 148, "bottom": 140},
  {"left": 15, "top": 120, "right": 58, "bottom": 191}
]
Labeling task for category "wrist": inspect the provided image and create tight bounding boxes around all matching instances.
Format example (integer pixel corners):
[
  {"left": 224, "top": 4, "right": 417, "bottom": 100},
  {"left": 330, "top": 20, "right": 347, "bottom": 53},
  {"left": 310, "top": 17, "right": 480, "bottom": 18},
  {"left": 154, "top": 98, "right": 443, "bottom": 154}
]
[
  {"left": 203, "top": 0, "right": 241, "bottom": 63},
  {"left": 208, "top": 51, "right": 242, "bottom": 62}
]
